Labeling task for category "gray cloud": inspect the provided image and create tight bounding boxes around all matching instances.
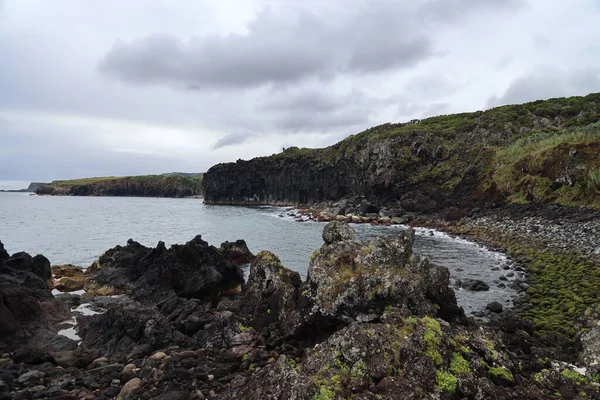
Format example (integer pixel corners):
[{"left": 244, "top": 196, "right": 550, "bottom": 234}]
[
  {"left": 99, "top": 5, "right": 434, "bottom": 89},
  {"left": 487, "top": 66, "right": 600, "bottom": 107}
]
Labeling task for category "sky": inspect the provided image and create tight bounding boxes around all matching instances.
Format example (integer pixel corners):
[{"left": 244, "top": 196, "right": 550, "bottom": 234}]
[{"left": 1, "top": 0, "right": 600, "bottom": 185}]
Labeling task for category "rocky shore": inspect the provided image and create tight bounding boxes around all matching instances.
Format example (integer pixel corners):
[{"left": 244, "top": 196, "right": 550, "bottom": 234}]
[{"left": 2, "top": 222, "right": 600, "bottom": 399}]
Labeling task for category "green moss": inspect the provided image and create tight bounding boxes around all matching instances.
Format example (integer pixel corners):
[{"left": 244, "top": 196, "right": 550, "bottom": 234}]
[
  {"left": 488, "top": 366, "right": 514, "bottom": 382},
  {"left": 450, "top": 353, "right": 471, "bottom": 375},
  {"left": 237, "top": 323, "right": 248, "bottom": 333},
  {"left": 561, "top": 368, "right": 588, "bottom": 385},
  {"left": 435, "top": 370, "right": 457, "bottom": 393},
  {"left": 422, "top": 317, "right": 443, "bottom": 365}
]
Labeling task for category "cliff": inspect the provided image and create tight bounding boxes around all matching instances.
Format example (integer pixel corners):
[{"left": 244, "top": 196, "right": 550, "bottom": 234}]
[
  {"left": 36, "top": 173, "right": 203, "bottom": 198},
  {"left": 204, "top": 93, "right": 600, "bottom": 212}
]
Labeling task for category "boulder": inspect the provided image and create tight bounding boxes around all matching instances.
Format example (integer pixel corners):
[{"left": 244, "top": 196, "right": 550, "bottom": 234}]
[
  {"left": 244, "top": 251, "right": 302, "bottom": 338},
  {"left": 486, "top": 302, "right": 503, "bottom": 313},
  {"left": 54, "top": 277, "right": 85, "bottom": 292},
  {"left": 459, "top": 279, "right": 490, "bottom": 291},
  {"left": 51, "top": 264, "right": 83, "bottom": 278},
  {"left": 219, "top": 240, "right": 255, "bottom": 264},
  {"left": 305, "top": 224, "right": 461, "bottom": 327}
]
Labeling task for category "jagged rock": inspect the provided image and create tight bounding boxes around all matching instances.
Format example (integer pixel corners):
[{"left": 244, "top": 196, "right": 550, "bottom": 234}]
[
  {"left": 85, "top": 236, "right": 244, "bottom": 304},
  {"left": 78, "top": 302, "right": 182, "bottom": 362},
  {"left": 322, "top": 221, "right": 357, "bottom": 244},
  {"left": 305, "top": 224, "right": 461, "bottom": 327},
  {"left": 0, "top": 241, "right": 69, "bottom": 351},
  {"left": 219, "top": 240, "right": 255, "bottom": 264},
  {"left": 17, "top": 370, "right": 44, "bottom": 385},
  {"left": 244, "top": 251, "right": 302, "bottom": 338},
  {"left": 223, "top": 356, "right": 315, "bottom": 400}
]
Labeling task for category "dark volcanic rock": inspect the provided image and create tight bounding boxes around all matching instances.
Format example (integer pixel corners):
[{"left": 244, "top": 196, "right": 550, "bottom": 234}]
[
  {"left": 459, "top": 278, "right": 490, "bottom": 291},
  {"left": 85, "top": 236, "right": 244, "bottom": 304},
  {"left": 219, "top": 240, "right": 255, "bottom": 264},
  {"left": 0, "top": 241, "right": 69, "bottom": 352}
]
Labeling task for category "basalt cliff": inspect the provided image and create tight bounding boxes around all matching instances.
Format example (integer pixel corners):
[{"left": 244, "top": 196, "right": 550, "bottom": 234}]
[
  {"left": 36, "top": 173, "right": 203, "bottom": 198},
  {"left": 203, "top": 93, "right": 600, "bottom": 213}
]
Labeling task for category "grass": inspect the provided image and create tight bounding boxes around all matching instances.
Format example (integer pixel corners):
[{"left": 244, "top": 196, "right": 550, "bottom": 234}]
[{"left": 53, "top": 172, "right": 203, "bottom": 187}]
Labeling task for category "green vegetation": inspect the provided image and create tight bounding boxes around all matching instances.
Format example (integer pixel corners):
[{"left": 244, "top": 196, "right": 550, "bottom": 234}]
[
  {"left": 53, "top": 172, "right": 203, "bottom": 187},
  {"left": 448, "top": 223, "right": 600, "bottom": 340},
  {"left": 488, "top": 366, "right": 514, "bottom": 383},
  {"left": 450, "top": 353, "right": 471, "bottom": 376},
  {"left": 561, "top": 368, "right": 588, "bottom": 385},
  {"left": 422, "top": 317, "right": 443, "bottom": 365},
  {"left": 492, "top": 122, "right": 600, "bottom": 206},
  {"left": 435, "top": 370, "right": 457, "bottom": 393}
]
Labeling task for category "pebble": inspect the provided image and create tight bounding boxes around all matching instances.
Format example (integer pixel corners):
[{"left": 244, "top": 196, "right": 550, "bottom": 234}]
[
  {"left": 117, "top": 378, "right": 142, "bottom": 399},
  {"left": 149, "top": 351, "right": 166, "bottom": 360},
  {"left": 111, "top": 379, "right": 121, "bottom": 387},
  {"left": 207, "top": 374, "right": 215, "bottom": 381},
  {"left": 506, "top": 272, "right": 515, "bottom": 277},
  {"left": 18, "top": 370, "right": 44, "bottom": 385},
  {"left": 123, "top": 363, "right": 137, "bottom": 374},
  {"left": 92, "top": 357, "right": 109, "bottom": 365}
]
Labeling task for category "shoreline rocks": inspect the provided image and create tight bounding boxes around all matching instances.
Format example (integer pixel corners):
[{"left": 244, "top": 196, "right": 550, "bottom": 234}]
[{"left": 3, "top": 223, "right": 600, "bottom": 398}]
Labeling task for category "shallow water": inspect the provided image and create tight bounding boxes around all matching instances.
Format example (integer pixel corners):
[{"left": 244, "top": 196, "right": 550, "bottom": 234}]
[{"left": 1, "top": 193, "right": 519, "bottom": 315}]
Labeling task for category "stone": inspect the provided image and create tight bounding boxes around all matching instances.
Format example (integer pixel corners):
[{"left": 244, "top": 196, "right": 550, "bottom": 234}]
[
  {"left": 322, "top": 221, "right": 357, "bottom": 244},
  {"left": 51, "top": 264, "right": 83, "bottom": 278},
  {"left": 92, "top": 357, "right": 109, "bottom": 365},
  {"left": 123, "top": 363, "right": 137, "bottom": 374},
  {"left": 18, "top": 370, "right": 44, "bottom": 385},
  {"left": 117, "top": 378, "right": 142, "bottom": 399},
  {"left": 459, "top": 279, "right": 490, "bottom": 291},
  {"left": 149, "top": 351, "right": 166, "bottom": 360},
  {"left": 54, "top": 277, "right": 84, "bottom": 292},
  {"left": 486, "top": 302, "right": 503, "bottom": 313}
]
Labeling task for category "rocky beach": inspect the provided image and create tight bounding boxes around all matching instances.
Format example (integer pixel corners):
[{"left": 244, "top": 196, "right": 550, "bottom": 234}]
[{"left": 2, "top": 219, "right": 600, "bottom": 399}]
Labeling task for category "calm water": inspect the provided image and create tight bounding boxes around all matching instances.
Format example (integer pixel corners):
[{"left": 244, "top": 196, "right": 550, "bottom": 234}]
[{"left": 0, "top": 193, "right": 519, "bottom": 315}]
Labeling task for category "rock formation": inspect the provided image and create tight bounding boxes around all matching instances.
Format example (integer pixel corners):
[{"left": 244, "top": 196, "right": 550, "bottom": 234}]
[{"left": 2, "top": 226, "right": 600, "bottom": 399}]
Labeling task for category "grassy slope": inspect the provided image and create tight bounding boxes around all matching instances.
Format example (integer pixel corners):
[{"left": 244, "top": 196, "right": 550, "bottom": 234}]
[
  {"left": 46, "top": 173, "right": 204, "bottom": 196},
  {"left": 263, "top": 92, "right": 600, "bottom": 208},
  {"left": 52, "top": 173, "right": 203, "bottom": 187}
]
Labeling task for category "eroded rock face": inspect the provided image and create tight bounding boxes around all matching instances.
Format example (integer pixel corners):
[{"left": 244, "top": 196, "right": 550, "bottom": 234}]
[
  {"left": 305, "top": 223, "right": 461, "bottom": 327},
  {"left": 244, "top": 251, "right": 303, "bottom": 339},
  {"left": 85, "top": 236, "right": 244, "bottom": 304}
]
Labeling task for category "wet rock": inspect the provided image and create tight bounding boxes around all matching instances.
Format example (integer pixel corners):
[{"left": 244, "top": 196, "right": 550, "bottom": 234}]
[
  {"left": 459, "top": 279, "right": 490, "bottom": 291},
  {"left": 219, "top": 240, "right": 255, "bottom": 264},
  {"left": 486, "top": 302, "right": 503, "bottom": 313}
]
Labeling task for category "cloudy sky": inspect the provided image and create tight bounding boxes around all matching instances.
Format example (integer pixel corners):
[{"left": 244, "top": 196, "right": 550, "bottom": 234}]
[{"left": 1, "top": 0, "right": 600, "bottom": 186}]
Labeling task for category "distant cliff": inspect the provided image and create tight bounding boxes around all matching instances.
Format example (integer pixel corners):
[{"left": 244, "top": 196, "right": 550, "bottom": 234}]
[
  {"left": 204, "top": 93, "right": 600, "bottom": 212},
  {"left": 36, "top": 174, "right": 203, "bottom": 198}
]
